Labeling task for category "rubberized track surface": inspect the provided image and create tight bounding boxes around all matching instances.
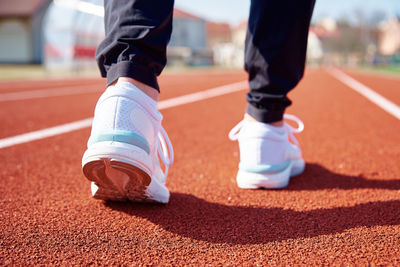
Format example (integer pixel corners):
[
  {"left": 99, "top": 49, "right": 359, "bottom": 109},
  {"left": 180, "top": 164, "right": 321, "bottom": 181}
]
[{"left": 1, "top": 69, "right": 399, "bottom": 265}]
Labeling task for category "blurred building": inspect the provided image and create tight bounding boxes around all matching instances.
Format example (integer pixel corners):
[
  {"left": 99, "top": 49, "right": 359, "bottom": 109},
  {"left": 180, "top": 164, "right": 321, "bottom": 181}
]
[
  {"left": 0, "top": 0, "right": 51, "bottom": 64},
  {"left": 310, "top": 18, "right": 351, "bottom": 66},
  {"left": 44, "top": 0, "right": 105, "bottom": 71},
  {"left": 44, "top": 5, "right": 213, "bottom": 69},
  {"left": 168, "top": 8, "right": 212, "bottom": 66},
  {"left": 307, "top": 30, "right": 323, "bottom": 64},
  {"left": 212, "top": 20, "right": 246, "bottom": 68},
  {"left": 231, "top": 20, "right": 247, "bottom": 48},
  {"left": 310, "top": 15, "right": 400, "bottom": 67},
  {"left": 207, "top": 22, "right": 231, "bottom": 48},
  {"left": 170, "top": 9, "right": 206, "bottom": 50},
  {"left": 378, "top": 17, "right": 400, "bottom": 56}
]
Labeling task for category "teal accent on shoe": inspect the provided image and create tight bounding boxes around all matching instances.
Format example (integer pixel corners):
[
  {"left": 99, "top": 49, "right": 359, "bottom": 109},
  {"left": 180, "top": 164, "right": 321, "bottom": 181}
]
[
  {"left": 88, "top": 130, "right": 150, "bottom": 154},
  {"left": 239, "top": 160, "right": 291, "bottom": 173}
]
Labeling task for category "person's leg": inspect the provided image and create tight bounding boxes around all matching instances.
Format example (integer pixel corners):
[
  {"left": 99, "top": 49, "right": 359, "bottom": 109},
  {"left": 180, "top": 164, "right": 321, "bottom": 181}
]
[
  {"left": 82, "top": 0, "right": 175, "bottom": 203},
  {"left": 245, "top": 0, "right": 315, "bottom": 124},
  {"left": 229, "top": 0, "right": 315, "bottom": 189},
  {"left": 96, "top": 0, "right": 174, "bottom": 97}
]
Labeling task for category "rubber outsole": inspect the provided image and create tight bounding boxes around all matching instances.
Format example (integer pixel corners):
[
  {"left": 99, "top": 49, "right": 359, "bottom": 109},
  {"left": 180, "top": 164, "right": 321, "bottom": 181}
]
[
  {"left": 82, "top": 141, "right": 170, "bottom": 203},
  {"left": 83, "top": 158, "right": 153, "bottom": 202}
]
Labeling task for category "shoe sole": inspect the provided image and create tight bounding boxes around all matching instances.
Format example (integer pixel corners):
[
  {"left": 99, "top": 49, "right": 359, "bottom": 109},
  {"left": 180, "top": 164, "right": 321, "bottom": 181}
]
[
  {"left": 236, "top": 159, "right": 305, "bottom": 189},
  {"left": 82, "top": 141, "right": 168, "bottom": 203},
  {"left": 83, "top": 158, "right": 152, "bottom": 202}
]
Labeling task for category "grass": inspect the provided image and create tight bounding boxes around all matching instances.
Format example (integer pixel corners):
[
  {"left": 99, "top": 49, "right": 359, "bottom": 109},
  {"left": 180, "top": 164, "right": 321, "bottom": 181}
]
[
  {"left": 0, "top": 64, "right": 99, "bottom": 81},
  {"left": 2, "top": 63, "right": 398, "bottom": 82},
  {"left": 0, "top": 64, "right": 241, "bottom": 81},
  {"left": 359, "top": 65, "right": 400, "bottom": 76},
  {"left": 0, "top": 65, "right": 48, "bottom": 80}
]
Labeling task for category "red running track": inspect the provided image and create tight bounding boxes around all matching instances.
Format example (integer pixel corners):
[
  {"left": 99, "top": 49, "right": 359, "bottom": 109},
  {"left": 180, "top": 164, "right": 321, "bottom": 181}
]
[{"left": 0, "top": 68, "right": 399, "bottom": 265}]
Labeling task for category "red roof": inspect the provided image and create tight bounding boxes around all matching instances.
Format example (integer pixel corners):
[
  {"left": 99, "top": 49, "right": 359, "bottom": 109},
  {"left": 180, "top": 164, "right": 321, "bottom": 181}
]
[
  {"left": 173, "top": 8, "right": 204, "bottom": 21},
  {"left": 0, "top": 0, "right": 50, "bottom": 17},
  {"left": 207, "top": 22, "right": 231, "bottom": 37}
]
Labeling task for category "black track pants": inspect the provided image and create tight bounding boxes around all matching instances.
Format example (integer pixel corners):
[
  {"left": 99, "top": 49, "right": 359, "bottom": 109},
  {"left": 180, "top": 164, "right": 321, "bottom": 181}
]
[{"left": 96, "top": 0, "right": 315, "bottom": 122}]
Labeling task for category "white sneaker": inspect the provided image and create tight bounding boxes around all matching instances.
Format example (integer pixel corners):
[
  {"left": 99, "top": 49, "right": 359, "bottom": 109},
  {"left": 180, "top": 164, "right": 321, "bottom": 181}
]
[
  {"left": 82, "top": 81, "right": 173, "bottom": 203},
  {"left": 228, "top": 114, "right": 304, "bottom": 189}
]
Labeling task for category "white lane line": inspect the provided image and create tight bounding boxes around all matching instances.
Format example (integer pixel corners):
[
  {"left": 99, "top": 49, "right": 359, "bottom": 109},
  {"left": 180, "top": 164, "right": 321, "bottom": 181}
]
[
  {"left": 158, "top": 80, "right": 247, "bottom": 109},
  {"left": 0, "top": 80, "right": 248, "bottom": 149},
  {"left": 0, "top": 86, "right": 102, "bottom": 102},
  {"left": 327, "top": 68, "right": 400, "bottom": 120},
  {"left": 0, "top": 119, "right": 94, "bottom": 149}
]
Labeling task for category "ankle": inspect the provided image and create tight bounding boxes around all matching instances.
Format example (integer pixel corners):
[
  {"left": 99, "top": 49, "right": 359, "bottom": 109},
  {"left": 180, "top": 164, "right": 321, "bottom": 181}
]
[
  {"left": 244, "top": 113, "right": 284, "bottom": 126},
  {"left": 113, "top": 77, "right": 159, "bottom": 101}
]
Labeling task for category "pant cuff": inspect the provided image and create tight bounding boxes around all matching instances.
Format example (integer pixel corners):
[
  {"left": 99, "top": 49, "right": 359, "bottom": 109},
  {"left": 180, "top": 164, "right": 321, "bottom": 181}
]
[
  {"left": 246, "top": 103, "right": 286, "bottom": 123},
  {"left": 106, "top": 61, "right": 160, "bottom": 91}
]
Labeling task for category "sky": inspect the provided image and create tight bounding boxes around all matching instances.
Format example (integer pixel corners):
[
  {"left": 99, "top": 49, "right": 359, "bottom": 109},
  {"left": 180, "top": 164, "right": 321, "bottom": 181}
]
[{"left": 174, "top": 0, "right": 400, "bottom": 25}]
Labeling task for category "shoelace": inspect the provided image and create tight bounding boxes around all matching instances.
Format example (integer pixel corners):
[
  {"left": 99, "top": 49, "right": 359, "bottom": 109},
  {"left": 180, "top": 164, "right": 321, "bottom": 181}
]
[
  {"left": 228, "top": 114, "right": 304, "bottom": 146},
  {"left": 282, "top": 114, "right": 304, "bottom": 146},
  {"left": 157, "top": 126, "right": 174, "bottom": 180}
]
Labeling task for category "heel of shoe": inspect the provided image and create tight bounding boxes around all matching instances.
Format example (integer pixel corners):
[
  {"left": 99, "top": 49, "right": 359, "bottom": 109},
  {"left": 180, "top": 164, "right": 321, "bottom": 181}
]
[
  {"left": 82, "top": 141, "right": 170, "bottom": 203},
  {"left": 82, "top": 141, "right": 152, "bottom": 174},
  {"left": 82, "top": 141, "right": 153, "bottom": 201},
  {"left": 236, "top": 162, "right": 292, "bottom": 189}
]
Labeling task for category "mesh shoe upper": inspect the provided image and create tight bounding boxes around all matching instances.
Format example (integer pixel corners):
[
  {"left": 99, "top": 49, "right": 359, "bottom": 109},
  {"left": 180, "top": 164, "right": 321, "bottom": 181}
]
[
  {"left": 229, "top": 114, "right": 304, "bottom": 170},
  {"left": 88, "top": 81, "right": 173, "bottom": 183}
]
